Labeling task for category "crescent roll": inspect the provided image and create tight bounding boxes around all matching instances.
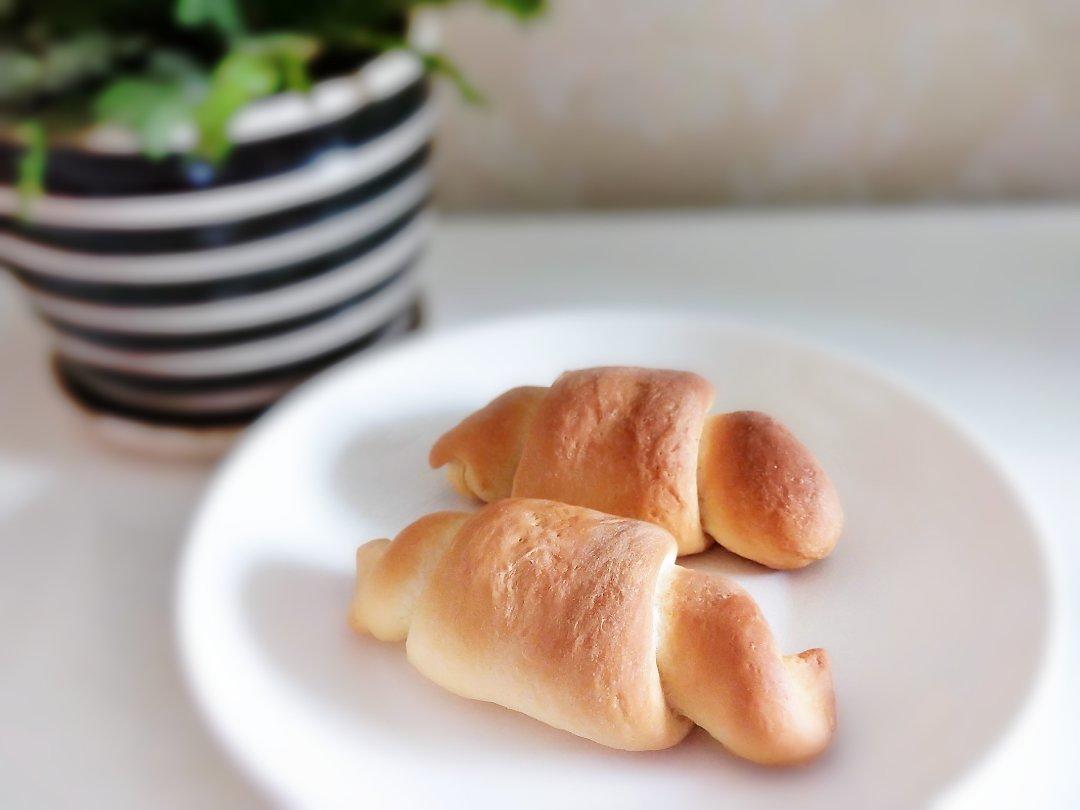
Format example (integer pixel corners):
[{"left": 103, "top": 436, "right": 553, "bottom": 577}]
[
  {"left": 430, "top": 367, "right": 843, "bottom": 569},
  {"left": 350, "top": 498, "right": 836, "bottom": 765}
]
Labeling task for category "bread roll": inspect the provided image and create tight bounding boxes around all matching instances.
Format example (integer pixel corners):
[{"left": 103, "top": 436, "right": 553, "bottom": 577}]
[
  {"left": 430, "top": 367, "right": 842, "bottom": 568},
  {"left": 350, "top": 498, "right": 836, "bottom": 764}
]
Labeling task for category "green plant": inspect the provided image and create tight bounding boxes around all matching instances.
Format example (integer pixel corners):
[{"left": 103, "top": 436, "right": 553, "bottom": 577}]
[{"left": 1, "top": 0, "right": 544, "bottom": 196}]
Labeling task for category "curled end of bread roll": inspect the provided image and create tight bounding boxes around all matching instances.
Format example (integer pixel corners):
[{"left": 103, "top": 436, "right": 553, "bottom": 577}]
[
  {"left": 781, "top": 648, "right": 837, "bottom": 762},
  {"left": 349, "top": 538, "right": 391, "bottom": 635},
  {"left": 349, "top": 511, "right": 470, "bottom": 641},
  {"left": 429, "top": 386, "right": 547, "bottom": 502},
  {"left": 698, "top": 412, "right": 843, "bottom": 570},
  {"left": 658, "top": 566, "right": 837, "bottom": 765}
]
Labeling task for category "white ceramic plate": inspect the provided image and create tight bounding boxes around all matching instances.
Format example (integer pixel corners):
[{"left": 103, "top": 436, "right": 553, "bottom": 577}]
[{"left": 177, "top": 311, "right": 1051, "bottom": 809}]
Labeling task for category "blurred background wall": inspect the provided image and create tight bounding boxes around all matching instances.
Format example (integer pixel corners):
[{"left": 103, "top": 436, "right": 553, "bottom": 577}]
[{"left": 431, "top": 0, "right": 1080, "bottom": 209}]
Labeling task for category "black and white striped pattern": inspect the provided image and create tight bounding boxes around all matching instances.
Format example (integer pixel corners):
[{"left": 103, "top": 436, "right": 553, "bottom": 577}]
[{"left": 0, "top": 49, "right": 432, "bottom": 425}]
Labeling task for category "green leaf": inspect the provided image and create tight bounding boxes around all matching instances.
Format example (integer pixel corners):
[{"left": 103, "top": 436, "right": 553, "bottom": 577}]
[
  {"left": 93, "top": 51, "right": 209, "bottom": 158},
  {"left": 193, "top": 51, "right": 280, "bottom": 162},
  {"left": 343, "top": 29, "right": 407, "bottom": 53},
  {"left": 0, "top": 30, "right": 152, "bottom": 108},
  {"left": 189, "top": 34, "right": 320, "bottom": 162},
  {"left": 0, "top": 50, "right": 43, "bottom": 103},
  {"left": 146, "top": 50, "right": 208, "bottom": 90},
  {"left": 95, "top": 80, "right": 191, "bottom": 157},
  {"left": 15, "top": 121, "right": 46, "bottom": 216},
  {"left": 241, "top": 34, "right": 319, "bottom": 92},
  {"left": 176, "top": 0, "right": 245, "bottom": 39},
  {"left": 33, "top": 31, "right": 115, "bottom": 93},
  {"left": 345, "top": 30, "right": 484, "bottom": 105},
  {"left": 421, "top": 52, "right": 484, "bottom": 105},
  {"left": 483, "top": 0, "right": 546, "bottom": 19},
  {"left": 240, "top": 34, "right": 320, "bottom": 61},
  {"left": 279, "top": 53, "right": 310, "bottom": 92}
]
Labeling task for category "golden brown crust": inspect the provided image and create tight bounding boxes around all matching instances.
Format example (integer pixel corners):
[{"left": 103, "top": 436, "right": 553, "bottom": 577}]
[
  {"left": 350, "top": 511, "right": 470, "bottom": 641},
  {"left": 698, "top": 412, "right": 843, "bottom": 569},
  {"left": 657, "top": 566, "right": 836, "bottom": 764},
  {"left": 350, "top": 499, "right": 836, "bottom": 763},
  {"left": 407, "top": 499, "right": 691, "bottom": 750},
  {"left": 429, "top": 386, "right": 547, "bottom": 502},
  {"left": 511, "top": 368, "right": 714, "bottom": 554}
]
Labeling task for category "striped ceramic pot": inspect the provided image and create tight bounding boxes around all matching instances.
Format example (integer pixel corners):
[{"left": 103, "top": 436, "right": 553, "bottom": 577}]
[{"left": 0, "top": 45, "right": 433, "bottom": 427}]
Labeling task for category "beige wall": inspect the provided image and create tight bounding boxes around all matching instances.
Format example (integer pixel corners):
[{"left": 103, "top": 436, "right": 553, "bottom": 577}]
[{"left": 431, "top": 0, "right": 1080, "bottom": 209}]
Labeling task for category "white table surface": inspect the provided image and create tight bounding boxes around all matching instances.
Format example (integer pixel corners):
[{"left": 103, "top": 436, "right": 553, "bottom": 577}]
[{"left": 1, "top": 208, "right": 1077, "bottom": 808}]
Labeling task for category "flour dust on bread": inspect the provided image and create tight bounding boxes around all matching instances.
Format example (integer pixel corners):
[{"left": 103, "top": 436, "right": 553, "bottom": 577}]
[
  {"left": 429, "top": 367, "right": 843, "bottom": 569},
  {"left": 350, "top": 498, "right": 836, "bottom": 765}
]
